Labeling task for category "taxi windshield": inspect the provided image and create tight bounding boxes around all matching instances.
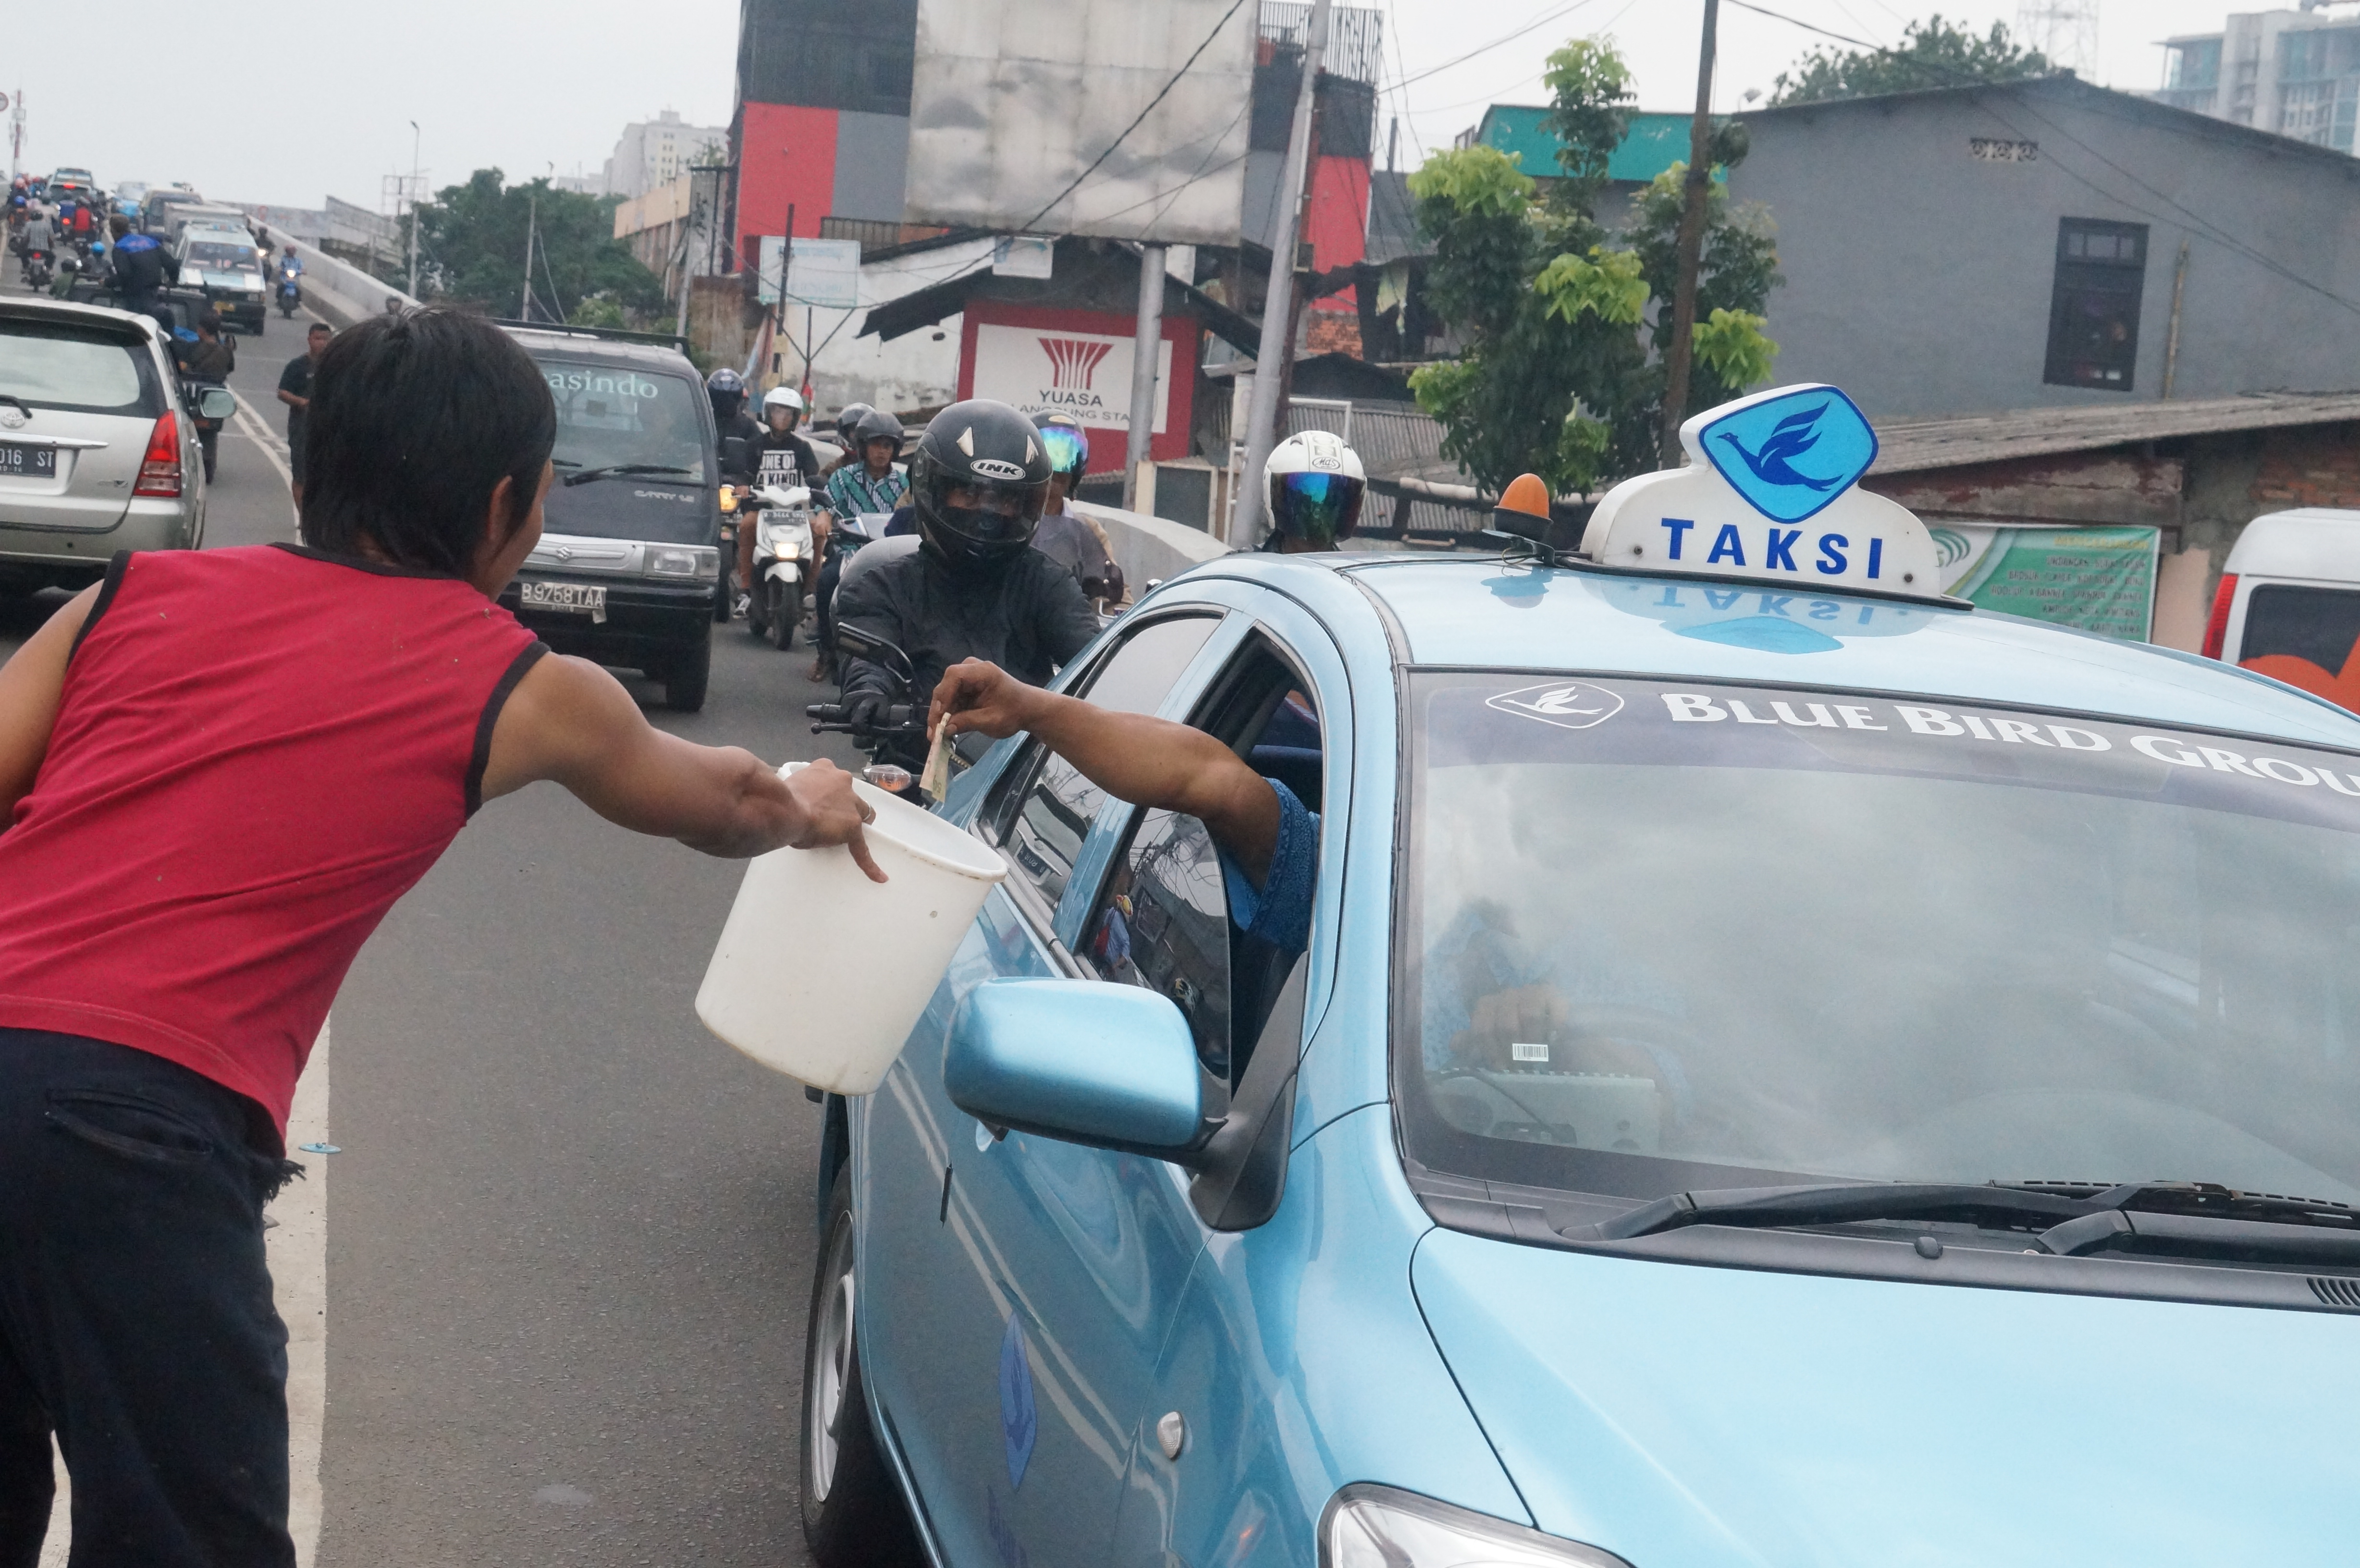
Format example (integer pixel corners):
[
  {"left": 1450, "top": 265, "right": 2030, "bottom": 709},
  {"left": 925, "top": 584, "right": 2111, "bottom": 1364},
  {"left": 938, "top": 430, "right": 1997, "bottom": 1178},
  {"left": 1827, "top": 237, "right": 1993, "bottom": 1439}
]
[{"left": 1396, "top": 673, "right": 2360, "bottom": 1209}]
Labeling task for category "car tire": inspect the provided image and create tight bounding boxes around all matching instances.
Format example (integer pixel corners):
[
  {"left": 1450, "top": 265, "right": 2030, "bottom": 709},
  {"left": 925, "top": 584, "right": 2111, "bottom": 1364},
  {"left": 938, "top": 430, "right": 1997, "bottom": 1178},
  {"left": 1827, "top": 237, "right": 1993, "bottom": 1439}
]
[
  {"left": 662, "top": 636, "right": 711, "bottom": 712},
  {"left": 800, "top": 1165, "right": 926, "bottom": 1568},
  {"left": 768, "top": 578, "right": 796, "bottom": 650}
]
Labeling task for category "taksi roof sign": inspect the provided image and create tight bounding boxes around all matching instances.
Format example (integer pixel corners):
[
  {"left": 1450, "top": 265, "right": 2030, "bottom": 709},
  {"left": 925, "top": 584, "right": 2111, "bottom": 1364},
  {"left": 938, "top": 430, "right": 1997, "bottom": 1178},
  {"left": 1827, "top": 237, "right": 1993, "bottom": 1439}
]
[{"left": 1580, "top": 384, "right": 1944, "bottom": 601}]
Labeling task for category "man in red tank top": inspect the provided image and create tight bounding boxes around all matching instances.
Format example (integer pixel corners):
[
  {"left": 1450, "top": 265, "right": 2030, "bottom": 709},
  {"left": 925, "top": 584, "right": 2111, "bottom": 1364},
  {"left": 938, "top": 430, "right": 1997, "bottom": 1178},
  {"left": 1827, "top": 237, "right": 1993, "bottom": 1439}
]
[{"left": 0, "top": 309, "right": 884, "bottom": 1566}]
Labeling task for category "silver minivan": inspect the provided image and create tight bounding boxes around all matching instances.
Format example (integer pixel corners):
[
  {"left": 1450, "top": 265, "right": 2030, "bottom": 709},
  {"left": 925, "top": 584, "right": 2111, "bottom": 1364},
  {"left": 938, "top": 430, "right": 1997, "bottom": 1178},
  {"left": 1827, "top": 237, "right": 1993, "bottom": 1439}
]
[{"left": 0, "top": 297, "right": 209, "bottom": 597}]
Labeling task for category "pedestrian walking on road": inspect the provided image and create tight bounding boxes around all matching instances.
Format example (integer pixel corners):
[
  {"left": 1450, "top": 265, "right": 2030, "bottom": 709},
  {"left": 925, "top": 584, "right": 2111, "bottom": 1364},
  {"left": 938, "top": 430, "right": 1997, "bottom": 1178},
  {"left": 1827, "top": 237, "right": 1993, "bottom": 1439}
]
[
  {"left": 0, "top": 307, "right": 885, "bottom": 1568},
  {"left": 277, "top": 319, "right": 332, "bottom": 487}
]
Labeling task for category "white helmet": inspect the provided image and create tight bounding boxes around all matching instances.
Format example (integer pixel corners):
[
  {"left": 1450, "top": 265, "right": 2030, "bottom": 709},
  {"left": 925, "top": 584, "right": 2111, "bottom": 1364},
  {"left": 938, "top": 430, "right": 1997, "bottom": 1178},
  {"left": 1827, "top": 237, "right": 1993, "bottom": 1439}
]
[
  {"left": 762, "top": 385, "right": 806, "bottom": 416},
  {"left": 1264, "top": 429, "right": 1367, "bottom": 546}
]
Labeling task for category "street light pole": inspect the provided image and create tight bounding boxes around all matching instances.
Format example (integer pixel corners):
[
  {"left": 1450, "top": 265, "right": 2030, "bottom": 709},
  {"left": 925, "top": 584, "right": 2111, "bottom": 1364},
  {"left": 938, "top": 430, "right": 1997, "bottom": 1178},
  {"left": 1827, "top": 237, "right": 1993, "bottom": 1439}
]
[
  {"left": 1231, "top": 0, "right": 1332, "bottom": 546},
  {"left": 407, "top": 121, "right": 422, "bottom": 299},
  {"left": 1659, "top": 0, "right": 1721, "bottom": 465}
]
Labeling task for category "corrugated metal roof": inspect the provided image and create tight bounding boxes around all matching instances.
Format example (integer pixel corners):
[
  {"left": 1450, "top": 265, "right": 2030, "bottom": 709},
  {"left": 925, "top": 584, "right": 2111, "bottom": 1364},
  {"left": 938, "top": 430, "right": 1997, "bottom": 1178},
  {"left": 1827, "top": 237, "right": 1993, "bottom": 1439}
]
[{"left": 1870, "top": 391, "right": 2360, "bottom": 475}]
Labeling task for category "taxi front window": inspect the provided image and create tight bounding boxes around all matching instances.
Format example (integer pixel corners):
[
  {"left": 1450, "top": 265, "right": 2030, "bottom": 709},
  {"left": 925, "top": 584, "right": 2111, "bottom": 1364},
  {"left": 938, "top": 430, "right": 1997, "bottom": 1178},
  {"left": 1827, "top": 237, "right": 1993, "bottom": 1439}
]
[{"left": 1397, "top": 673, "right": 2360, "bottom": 1207}]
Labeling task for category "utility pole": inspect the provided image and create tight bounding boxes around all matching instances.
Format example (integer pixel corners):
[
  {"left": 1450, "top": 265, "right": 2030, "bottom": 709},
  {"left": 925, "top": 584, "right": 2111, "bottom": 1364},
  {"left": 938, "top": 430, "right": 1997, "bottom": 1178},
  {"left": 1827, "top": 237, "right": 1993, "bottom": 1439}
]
[
  {"left": 520, "top": 193, "right": 538, "bottom": 321},
  {"left": 1232, "top": 0, "right": 1332, "bottom": 546},
  {"left": 1125, "top": 244, "right": 1166, "bottom": 512},
  {"left": 1659, "top": 0, "right": 1720, "bottom": 466},
  {"left": 407, "top": 121, "right": 422, "bottom": 298}
]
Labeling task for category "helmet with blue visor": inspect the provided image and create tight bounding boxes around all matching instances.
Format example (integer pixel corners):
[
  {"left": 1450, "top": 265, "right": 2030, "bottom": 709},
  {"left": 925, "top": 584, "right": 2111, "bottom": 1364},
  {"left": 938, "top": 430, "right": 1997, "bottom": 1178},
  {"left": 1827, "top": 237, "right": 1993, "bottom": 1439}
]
[
  {"left": 1035, "top": 411, "right": 1090, "bottom": 480},
  {"left": 1263, "top": 429, "right": 1366, "bottom": 548}
]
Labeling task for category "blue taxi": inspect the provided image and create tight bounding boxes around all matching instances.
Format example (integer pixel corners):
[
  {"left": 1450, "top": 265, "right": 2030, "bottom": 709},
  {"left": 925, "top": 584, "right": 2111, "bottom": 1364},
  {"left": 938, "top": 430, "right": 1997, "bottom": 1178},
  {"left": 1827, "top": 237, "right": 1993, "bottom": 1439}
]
[{"left": 798, "top": 387, "right": 2360, "bottom": 1568}]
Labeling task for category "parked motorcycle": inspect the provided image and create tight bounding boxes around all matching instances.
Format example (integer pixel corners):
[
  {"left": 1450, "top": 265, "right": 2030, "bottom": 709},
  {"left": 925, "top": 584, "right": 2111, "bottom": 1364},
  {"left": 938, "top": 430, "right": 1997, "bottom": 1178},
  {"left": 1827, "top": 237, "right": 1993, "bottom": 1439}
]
[{"left": 744, "top": 483, "right": 816, "bottom": 650}]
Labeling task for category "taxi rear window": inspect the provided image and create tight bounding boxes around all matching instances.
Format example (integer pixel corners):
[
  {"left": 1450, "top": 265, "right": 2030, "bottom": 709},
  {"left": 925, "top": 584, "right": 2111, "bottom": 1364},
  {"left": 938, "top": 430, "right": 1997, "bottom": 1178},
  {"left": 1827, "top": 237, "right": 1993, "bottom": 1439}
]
[{"left": 1395, "top": 673, "right": 2360, "bottom": 1209}]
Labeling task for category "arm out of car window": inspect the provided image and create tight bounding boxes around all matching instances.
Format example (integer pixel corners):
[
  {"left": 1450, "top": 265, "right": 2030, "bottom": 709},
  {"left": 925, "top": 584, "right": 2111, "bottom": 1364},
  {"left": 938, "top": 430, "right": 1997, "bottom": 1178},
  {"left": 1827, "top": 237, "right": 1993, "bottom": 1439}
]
[{"left": 930, "top": 658, "right": 1280, "bottom": 883}]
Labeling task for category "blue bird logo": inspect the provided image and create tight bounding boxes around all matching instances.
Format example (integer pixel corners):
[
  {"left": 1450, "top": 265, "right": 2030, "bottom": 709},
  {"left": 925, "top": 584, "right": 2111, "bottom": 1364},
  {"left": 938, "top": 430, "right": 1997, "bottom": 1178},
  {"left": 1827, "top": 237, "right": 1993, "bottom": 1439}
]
[{"left": 1713, "top": 402, "right": 1841, "bottom": 491}]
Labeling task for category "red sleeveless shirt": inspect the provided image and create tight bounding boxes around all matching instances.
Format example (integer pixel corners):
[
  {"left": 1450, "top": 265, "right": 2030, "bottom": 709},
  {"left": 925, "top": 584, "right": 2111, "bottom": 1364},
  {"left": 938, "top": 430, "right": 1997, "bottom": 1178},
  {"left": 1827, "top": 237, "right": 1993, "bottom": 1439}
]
[{"left": 0, "top": 544, "right": 543, "bottom": 1139}]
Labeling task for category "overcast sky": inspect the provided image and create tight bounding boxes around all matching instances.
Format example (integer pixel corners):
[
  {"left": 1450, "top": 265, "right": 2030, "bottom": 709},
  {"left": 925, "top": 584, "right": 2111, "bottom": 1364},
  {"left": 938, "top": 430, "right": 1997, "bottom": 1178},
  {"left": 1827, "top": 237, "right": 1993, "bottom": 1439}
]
[{"left": 0, "top": 1, "right": 2262, "bottom": 211}]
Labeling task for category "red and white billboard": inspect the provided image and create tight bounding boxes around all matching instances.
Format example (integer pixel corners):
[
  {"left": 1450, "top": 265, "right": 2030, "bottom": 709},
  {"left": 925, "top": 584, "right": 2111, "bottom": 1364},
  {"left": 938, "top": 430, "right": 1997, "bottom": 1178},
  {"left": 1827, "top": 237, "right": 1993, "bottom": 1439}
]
[{"left": 958, "top": 302, "right": 1197, "bottom": 470}]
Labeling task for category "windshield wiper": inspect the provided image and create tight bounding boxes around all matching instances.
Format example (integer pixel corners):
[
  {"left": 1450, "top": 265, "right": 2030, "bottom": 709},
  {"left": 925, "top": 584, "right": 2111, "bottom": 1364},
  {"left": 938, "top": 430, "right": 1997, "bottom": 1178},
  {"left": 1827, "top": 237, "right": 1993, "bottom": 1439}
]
[
  {"left": 1583, "top": 1178, "right": 2360, "bottom": 1265},
  {"left": 1580, "top": 1182, "right": 2094, "bottom": 1241},
  {"left": 560, "top": 464, "right": 696, "bottom": 487}
]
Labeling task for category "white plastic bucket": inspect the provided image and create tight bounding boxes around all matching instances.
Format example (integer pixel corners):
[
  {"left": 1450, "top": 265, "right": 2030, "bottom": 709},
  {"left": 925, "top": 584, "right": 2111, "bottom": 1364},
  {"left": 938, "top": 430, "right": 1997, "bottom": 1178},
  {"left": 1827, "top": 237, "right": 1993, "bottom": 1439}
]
[{"left": 695, "top": 763, "right": 1007, "bottom": 1093}]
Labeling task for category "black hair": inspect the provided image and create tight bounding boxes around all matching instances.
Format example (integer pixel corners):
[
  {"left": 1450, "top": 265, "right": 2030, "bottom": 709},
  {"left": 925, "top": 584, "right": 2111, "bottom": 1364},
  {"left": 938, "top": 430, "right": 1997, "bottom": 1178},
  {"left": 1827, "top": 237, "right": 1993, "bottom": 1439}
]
[
  {"left": 306, "top": 320, "right": 332, "bottom": 335},
  {"left": 297, "top": 308, "right": 555, "bottom": 576}
]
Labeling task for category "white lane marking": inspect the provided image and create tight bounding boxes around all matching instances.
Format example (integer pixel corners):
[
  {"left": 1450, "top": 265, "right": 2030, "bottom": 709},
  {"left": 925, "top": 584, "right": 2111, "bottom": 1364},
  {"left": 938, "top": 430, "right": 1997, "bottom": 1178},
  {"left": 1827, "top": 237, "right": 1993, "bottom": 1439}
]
[
  {"left": 276, "top": 1027, "right": 331, "bottom": 1566},
  {"left": 37, "top": 1028, "right": 331, "bottom": 1566},
  {"left": 230, "top": 385, "right": 294, "bottom": 494}
]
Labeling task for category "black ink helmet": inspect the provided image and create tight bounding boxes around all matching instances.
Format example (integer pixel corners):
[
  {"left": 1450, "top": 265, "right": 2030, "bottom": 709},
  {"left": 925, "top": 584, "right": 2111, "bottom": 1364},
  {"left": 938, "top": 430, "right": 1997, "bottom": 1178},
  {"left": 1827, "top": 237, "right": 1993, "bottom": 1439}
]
[
  {"left": 705, "top": 366, "right": 747, "bottom": 421},
  {"left": 912, "top": 399, "right": 1053, "bottom": 573}
]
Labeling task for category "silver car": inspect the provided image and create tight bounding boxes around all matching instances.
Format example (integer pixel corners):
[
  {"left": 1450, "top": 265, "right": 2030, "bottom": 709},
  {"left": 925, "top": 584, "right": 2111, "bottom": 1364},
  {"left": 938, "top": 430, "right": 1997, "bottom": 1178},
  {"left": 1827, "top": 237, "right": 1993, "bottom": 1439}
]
[{"left": 0, "top": 296, "right": 209, "bottom": 595}]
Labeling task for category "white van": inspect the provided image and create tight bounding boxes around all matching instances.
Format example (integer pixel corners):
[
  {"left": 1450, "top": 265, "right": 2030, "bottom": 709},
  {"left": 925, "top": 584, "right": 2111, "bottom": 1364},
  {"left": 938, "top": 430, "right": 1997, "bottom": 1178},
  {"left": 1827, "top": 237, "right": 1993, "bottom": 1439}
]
[{"left": 2205, "top": 507, "right": 2360, "bottom": 710}]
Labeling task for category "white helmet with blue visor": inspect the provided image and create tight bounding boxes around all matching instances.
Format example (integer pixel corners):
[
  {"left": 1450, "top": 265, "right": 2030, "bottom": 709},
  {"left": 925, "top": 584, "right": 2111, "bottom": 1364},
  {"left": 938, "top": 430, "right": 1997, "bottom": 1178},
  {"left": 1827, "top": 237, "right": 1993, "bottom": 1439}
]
[{"left": 1264, "top": 429, "right": 1366, "bottom": 547}]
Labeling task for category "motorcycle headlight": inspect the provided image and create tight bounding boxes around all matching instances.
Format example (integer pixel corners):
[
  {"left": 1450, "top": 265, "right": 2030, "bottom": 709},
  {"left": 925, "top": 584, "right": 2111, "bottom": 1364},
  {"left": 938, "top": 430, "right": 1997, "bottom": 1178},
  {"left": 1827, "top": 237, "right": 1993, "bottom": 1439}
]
[
  {"left": 645, "top": 545, "right": 718, "bottom": 578},
  {"left": 1322, "top": 1486, "right": 1633, "bottom": 1568}
]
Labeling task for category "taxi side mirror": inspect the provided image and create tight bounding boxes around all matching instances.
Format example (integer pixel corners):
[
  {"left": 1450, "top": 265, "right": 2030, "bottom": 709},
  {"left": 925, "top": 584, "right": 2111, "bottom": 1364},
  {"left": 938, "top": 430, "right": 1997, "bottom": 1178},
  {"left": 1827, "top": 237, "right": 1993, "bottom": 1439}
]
[{"left": 945, "top": 979, "right": 1209, "bottom": 1160}]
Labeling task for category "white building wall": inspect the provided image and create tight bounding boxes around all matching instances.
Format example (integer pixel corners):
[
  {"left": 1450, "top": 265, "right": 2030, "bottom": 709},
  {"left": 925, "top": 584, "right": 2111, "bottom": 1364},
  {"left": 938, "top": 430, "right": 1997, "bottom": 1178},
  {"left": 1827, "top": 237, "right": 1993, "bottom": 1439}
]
[{"left": 602, "top": 110, "right": 727, "bottom": 201}]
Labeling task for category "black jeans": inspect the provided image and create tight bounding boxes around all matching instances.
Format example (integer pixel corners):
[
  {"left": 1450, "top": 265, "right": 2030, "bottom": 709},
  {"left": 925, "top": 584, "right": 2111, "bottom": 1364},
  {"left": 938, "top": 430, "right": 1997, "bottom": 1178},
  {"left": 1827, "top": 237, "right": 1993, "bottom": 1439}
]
[{"left": 0, "top": 1029, "right": 297, "bottom": 1568}]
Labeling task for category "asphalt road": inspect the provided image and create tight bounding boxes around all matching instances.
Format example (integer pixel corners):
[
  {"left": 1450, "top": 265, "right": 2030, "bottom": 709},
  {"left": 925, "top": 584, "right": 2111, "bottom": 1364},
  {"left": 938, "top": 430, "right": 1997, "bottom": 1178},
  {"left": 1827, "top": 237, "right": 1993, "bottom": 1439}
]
[{"left": 2, "top": 284, "right": 857, "bottom": 1563}]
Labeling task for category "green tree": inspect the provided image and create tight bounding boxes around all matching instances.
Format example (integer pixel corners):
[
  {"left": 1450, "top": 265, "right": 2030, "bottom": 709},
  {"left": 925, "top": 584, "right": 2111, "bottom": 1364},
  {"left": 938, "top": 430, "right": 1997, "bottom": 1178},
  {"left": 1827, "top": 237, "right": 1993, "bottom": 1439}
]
[
  {"left": 1768, "top": 15, "right": 2050, "bottom": 106},
  {"left": 412, "top": 170, "right": 665, "bottom": 321},
  {"left": 1407, "top": 37, "right": 1781, "bottom": 496}
]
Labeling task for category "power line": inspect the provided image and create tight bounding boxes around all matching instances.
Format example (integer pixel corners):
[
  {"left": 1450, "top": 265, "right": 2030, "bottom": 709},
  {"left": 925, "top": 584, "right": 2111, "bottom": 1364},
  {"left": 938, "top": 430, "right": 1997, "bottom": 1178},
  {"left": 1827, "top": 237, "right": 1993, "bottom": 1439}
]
[
  {"left": 1382, "top": 0, "right": 1601, "bottom": 94},
  {"left": 1014, "top": 0, "right": 1257, "bottom": 235}
]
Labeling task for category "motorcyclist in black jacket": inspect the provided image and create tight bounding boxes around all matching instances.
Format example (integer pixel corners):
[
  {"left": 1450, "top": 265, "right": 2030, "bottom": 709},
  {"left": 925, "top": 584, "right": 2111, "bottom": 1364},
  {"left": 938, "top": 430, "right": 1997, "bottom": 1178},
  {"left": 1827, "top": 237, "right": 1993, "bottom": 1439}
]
[{"left": 832, "top": 399, "right": 1102, "bottom": 768}]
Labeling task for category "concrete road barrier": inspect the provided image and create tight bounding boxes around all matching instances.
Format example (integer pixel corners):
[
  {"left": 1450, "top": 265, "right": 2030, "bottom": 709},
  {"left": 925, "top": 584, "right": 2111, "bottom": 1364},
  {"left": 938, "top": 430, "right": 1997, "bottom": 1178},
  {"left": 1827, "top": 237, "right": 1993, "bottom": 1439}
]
[
  {"left": 1070, "top": 500, "right": 1232, "bottom": 596},
  {"left": 250, "top": 230, "right": 416, "bottom": 332}
]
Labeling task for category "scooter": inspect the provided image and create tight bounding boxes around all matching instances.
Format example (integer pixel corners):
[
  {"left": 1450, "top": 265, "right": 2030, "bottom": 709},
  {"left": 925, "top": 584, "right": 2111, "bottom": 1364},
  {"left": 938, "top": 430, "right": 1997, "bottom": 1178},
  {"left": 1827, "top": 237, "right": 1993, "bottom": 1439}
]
[
  {"left": 744, "top": 483, "right": 816, "bottom": 650},
  {"left": 277, "top": 268, "right": 300, "bottom": 318},
  {"left": 23, "top": 247, "right": 51, "bottom": 291}
]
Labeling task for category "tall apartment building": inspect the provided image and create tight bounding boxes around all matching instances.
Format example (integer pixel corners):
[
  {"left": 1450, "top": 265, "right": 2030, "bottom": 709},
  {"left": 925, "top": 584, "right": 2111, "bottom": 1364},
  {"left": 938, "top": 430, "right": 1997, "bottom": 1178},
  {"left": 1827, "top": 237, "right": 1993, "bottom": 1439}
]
[
  {"left": 602, "top": 110, "right": 728, "bottom": 202},
  {"left": 2155, "top": 6, "right": 2360, "bottom": 153}
]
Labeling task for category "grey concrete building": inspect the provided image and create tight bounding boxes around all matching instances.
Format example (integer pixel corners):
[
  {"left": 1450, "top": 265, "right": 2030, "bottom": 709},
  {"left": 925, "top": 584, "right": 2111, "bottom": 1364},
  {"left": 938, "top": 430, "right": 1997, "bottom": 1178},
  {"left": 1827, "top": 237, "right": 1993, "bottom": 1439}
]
[{"left": 1727, "top": 75, "right": 2360, "bottom": 419}]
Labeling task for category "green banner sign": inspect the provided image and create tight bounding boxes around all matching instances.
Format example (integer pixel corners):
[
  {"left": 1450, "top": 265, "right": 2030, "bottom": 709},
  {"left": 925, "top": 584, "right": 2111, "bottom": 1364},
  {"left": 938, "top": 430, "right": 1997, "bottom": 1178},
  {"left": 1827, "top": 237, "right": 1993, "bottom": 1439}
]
[{"left": 1930, "top": 525, "right": 2160, "bottom": 641}]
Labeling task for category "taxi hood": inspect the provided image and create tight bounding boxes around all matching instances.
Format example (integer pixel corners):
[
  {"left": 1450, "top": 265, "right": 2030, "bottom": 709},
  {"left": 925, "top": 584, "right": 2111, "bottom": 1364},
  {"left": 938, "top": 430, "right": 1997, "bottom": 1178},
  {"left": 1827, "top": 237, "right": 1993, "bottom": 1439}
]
[{"left": 1413, "top": 1229, "right": 2356, "bottom": 1567}]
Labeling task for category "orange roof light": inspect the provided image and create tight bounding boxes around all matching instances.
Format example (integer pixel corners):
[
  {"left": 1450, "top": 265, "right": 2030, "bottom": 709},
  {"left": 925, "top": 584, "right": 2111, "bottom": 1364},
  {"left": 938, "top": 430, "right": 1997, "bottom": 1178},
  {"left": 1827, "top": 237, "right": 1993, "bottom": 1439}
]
[
  {"left": 1490, "top": 472, "right": 1554, "bottom": 543},
  {"left": 1500, "top": 473, "right": 1551, "bottom": 518}
]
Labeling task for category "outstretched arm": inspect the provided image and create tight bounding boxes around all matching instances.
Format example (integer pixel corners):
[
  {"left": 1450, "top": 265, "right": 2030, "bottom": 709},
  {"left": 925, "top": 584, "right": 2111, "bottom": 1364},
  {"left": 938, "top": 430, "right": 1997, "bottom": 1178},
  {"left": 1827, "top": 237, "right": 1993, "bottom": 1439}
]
[
  {"left": 930, "top": 658, "right": 1281, "bottom": 883},
  {"left": 482, "top": 651, "right": 886, "bottom": 878}
]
